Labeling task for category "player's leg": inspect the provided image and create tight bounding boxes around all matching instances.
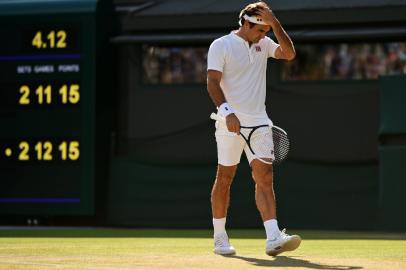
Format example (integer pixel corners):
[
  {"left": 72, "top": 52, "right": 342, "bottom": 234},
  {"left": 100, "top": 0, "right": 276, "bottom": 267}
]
[
  {"left": 211, "top": 164, "right": 237, "bottom": 255},
  {"left": 211, "top": 121, "right": 245, "bottom": 255},
  {"left": 249, "top": 158, "right": 301, "bottom": 256},
  {"left": 250, "top": 159, "right": 277, "bottom": 223},
  {"left": 211, "top": 164, "right": 237, "bottom": 221}
]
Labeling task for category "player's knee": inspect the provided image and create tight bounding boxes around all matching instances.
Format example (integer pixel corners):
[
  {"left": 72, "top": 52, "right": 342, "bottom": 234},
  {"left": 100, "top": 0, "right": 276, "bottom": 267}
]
[
  {"left": 252, "top": 170, "right": 273, "bottom": 187},
  {"left": 216, "top": 165, "right": 236, "bottom": 187},
  {"left": 215, "top": 173, "right": 234, "bottom": 190}
]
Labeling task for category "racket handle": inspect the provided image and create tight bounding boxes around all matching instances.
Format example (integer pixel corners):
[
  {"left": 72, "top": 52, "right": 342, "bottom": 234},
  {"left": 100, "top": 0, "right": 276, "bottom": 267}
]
[{"left": 210, "top": 112, "right": 225, "bottom": 122}]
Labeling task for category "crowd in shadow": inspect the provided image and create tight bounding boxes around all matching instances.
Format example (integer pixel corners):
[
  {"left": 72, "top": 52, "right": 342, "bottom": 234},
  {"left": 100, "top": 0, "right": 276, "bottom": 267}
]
[
  {"left": 141, "top": 42, "right": 406, "bottom": 84},
  {"left": 283, "top": 42, "right": 406, "bottom": 80},
  {"left": 142, "top": 45, "right": 207, "bottom": 84}
]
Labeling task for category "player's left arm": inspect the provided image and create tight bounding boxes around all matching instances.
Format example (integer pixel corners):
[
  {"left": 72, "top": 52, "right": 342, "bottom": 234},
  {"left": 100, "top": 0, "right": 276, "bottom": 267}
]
[{"left": 257, "top": 7, "right": 296, "bottom": 61}]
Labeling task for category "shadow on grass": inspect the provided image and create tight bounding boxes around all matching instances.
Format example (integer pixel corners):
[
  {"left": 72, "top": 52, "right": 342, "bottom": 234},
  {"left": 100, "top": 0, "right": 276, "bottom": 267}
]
[
  {"left": 0, "top": 228, "right": 404, "bottom": 240},
  {"left": 229, "top": 255, "right": 363, "bottom": 269}
]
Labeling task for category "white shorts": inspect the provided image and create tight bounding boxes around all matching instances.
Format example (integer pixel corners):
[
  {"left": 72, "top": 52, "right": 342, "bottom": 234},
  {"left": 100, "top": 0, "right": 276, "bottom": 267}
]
[{"left": 215, "top": 120, "right": 274, "bottom": 166}]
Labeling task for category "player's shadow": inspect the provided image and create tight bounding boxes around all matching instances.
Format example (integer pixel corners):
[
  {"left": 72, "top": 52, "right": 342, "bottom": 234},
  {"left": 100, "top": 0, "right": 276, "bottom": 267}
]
[{"left": 228, "top": 255, "right": 363, "bottom": 269}]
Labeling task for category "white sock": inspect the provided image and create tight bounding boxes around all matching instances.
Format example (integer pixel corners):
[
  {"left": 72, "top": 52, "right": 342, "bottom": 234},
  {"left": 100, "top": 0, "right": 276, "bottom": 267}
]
[
  {"left": 264, "top": 219, "right": 280, "bottom": 239},
  {"left": 213, "top": 217, "right": 226, "bottom": 235}
]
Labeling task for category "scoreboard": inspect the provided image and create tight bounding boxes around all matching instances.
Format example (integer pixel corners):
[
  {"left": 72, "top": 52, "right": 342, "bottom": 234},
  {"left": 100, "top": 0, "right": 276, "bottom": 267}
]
[{"left": 0, "top": 0, "right": 111, "bottom": 216}]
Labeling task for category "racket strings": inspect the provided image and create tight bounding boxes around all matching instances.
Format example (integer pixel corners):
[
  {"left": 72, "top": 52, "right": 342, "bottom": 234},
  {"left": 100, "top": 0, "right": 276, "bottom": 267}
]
[
  {"left": 249, "top": 127, "right": 275, "bottom": 159},
  {"left": 272, "top": 127, "right": 290, "bottom": 164}
]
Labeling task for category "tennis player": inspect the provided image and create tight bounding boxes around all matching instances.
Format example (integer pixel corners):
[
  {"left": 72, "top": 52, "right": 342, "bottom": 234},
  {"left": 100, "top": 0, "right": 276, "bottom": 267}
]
[{"left": 207, "top": 1, "right": 301, "bottom": 256}]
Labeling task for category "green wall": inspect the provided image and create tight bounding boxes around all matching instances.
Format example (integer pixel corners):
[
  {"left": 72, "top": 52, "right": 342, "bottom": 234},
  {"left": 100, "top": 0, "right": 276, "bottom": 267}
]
[
  {"left": 378, "top": 75, "right": 406, "bottom": 230},
  {"left": 107, "top": 158, "right": 379, "bottom": 230}
]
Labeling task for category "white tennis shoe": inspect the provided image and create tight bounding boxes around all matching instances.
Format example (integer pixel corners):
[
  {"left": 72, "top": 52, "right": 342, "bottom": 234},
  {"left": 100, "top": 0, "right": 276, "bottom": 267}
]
[
  {"left": 265, "top": 229, "right": 301, "bottom": 256},
  {"left": 213, "top": 232, "right": 236, "bottom": 255}
]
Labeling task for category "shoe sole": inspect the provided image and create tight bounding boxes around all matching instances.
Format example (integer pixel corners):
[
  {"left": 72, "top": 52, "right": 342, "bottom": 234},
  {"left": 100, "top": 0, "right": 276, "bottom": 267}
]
[
  {"left": 266, "top": 235, "right": 302, "bottom": 256},
  {"left": 214, "top": 249, "right": 236, "bottom": 256}
]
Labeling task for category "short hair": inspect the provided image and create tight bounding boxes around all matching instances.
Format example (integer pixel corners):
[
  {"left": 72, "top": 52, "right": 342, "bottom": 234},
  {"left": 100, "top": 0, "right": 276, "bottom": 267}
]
[{"left": 238, "top": 1, "right": 270, "bottom": 27}]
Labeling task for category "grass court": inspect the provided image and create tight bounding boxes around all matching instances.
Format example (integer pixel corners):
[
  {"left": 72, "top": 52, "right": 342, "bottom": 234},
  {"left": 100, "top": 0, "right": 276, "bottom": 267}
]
[{"left": 0, "top": 228, "right": 405, "bottom": 270}]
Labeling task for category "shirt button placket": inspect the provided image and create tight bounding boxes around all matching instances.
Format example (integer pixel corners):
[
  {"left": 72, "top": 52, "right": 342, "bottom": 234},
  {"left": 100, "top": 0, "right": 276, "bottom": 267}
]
[{"left": 245, "top": 42, "right": 253, "bottom": 64}]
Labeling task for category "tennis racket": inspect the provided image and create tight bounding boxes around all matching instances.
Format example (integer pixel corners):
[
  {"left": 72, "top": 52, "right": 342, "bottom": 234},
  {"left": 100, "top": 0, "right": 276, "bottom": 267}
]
[{"left": 210, "top": 113, "right": 290, "bottom": 165}]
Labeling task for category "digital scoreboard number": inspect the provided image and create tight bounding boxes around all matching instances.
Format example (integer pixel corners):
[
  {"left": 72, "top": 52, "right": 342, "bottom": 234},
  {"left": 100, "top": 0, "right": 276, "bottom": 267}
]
[
  {"left": 0, "top": 8, "right": 97, "bottom": 216},
  {"left": 31, "top": 30, "right": 68, "bottom": 49}
]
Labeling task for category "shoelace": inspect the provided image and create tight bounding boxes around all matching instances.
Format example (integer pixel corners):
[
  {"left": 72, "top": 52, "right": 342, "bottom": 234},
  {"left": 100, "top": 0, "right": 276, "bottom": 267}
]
[
  {"left": 280, "top": 228, "right": 290, "bottom": 239},
  {"left": 214, "top": 234, "right": 230, "bottom": 248}
]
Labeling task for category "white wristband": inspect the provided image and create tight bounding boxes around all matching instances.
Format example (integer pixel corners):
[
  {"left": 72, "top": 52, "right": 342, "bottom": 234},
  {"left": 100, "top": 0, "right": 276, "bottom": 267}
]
[{"left": 218, "top": 102, "right": 234, "bottom": 117}]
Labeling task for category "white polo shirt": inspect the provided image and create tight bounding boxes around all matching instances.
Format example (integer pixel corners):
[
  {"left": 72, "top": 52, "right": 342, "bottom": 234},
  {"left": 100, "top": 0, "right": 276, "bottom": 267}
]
[{"left": 207, "top": 31, "right": 279, "bottom": 126}]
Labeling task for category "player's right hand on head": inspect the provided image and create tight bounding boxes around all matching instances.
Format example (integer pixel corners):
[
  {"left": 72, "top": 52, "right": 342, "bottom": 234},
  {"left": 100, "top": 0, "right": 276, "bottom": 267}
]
[{"left": 226, "top": 113, "right": 241, "bottom": 135}]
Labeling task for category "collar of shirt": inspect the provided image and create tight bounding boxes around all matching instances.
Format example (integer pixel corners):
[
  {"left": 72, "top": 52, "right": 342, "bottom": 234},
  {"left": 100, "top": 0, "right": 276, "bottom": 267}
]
[{"left": 230, "top": 31, "right": 258, "bottom": 63}]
